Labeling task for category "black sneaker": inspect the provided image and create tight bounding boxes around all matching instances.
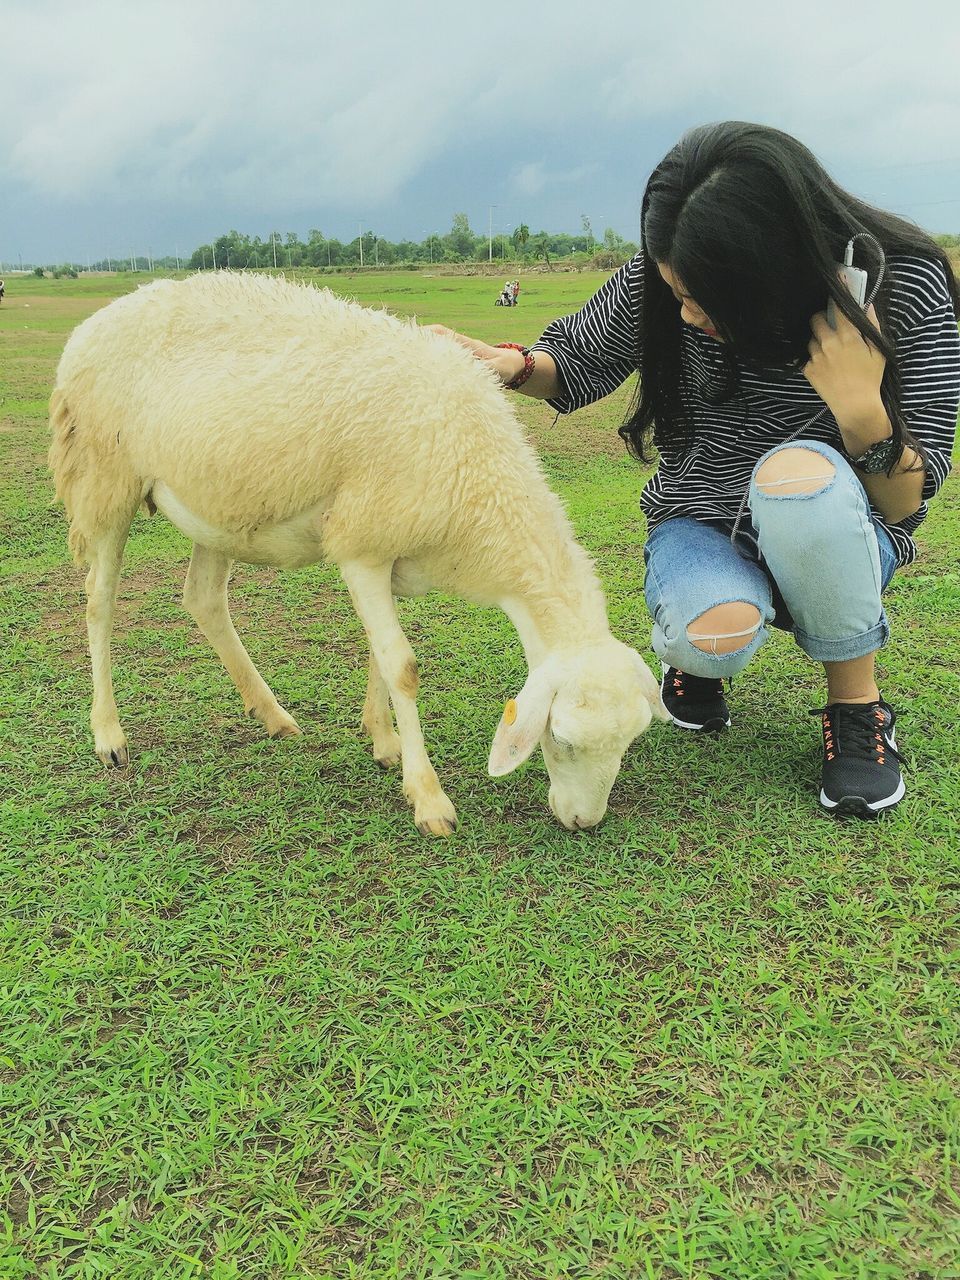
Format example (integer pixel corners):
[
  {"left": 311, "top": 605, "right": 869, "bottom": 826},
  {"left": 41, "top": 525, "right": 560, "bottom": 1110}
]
[
  {"left": 812, "top": 700, "right": 905, "bottom": 818},
  {"left": 661, "top": 664, "right": 731, "bottom": 732}
]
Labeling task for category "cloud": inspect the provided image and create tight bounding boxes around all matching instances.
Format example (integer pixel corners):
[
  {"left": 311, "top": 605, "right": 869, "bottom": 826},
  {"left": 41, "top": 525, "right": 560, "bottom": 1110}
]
[
  {"left": 595, "top": 0, "right": 960, "bottom": 170},
  {"left": 511, "top": 161, "right": 598, "bottom": 198},
  {"left": 2, "top": 0, "right": 959, "bottom": 255}
]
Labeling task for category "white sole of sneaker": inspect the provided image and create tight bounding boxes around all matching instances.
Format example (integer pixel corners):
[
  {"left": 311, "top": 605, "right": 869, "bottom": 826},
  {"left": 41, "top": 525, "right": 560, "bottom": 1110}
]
[
  {"left": 669, "top": 712, "right": 731, "bottom": 732},
  {"left": 819, "top": 774, "right": 906, "bottom": 816}
]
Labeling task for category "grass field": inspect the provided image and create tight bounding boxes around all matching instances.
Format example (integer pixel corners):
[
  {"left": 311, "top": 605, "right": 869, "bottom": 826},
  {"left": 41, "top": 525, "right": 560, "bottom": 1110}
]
[{"left": 2, "top": 269, "right": 959, "bottom": 1279}]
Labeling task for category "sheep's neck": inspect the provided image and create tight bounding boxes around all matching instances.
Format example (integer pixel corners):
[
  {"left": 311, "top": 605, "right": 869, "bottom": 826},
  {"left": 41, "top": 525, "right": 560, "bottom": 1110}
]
[
  {"left": 498, "top": 555, "right": 610, "bottom": 667},
  {"left": 478, "top": 475, "right": 611, "bottom": 665}
]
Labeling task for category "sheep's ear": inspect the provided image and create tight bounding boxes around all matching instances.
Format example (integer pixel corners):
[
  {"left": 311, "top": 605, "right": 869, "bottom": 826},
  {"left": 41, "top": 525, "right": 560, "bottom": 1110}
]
[
  {"left": 488, "top": 672, "right": 556, "bottom": 777},
  {"left": 631, "top": 651, "right": 671, "bottom": 722}
]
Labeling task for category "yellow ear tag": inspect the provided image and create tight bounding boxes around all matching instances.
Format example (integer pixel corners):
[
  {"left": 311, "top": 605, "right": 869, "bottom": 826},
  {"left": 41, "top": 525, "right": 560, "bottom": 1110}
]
[{"left": 503, "top": 699, "right": 517, "bottom": 726}]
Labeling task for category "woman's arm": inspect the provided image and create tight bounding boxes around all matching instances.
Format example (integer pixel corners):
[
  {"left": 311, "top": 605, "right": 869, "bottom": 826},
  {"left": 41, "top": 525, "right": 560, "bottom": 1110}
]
[
  {"left": 830, "top": 396, "right": 925, "bottom": 525},
  {"left": 427, "top": 327, "right": 562, "bottom": 400},
  {"left": 804, "top": 293, "right": 959, "bottom": 525},
  {"left": 428, "top": 251, "right": 645, "bottom": 415}
]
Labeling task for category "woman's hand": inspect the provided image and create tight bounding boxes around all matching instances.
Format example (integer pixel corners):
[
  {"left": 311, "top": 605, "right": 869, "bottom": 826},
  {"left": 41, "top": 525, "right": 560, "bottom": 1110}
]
[
  {"left": 427, "top": 324, "right": 525, "bottom": 386},
  {"left": 803, "top": 303, "right": 889, "bottom": 453},
  {"left": 805, "top": 304, "right": 927, "bottom": 522}
]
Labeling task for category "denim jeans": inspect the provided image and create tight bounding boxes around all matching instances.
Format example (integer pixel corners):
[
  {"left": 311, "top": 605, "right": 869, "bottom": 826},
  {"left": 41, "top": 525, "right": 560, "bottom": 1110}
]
[{"left": 643, "top": 441, "right": 898, "bottom": 678}]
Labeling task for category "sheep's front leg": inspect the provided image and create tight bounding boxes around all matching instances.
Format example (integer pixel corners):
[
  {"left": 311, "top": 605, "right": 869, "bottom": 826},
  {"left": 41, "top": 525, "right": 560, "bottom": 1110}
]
[
  {"left": 182, "top": 544, "right": 301, "bottom": 740},
  {"left": 340, "top": 560, "right": 457, "bottom": 836}
]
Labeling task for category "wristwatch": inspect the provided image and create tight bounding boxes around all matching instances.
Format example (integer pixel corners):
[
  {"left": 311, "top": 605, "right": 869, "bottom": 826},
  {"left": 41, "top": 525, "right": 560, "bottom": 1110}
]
[{"left": 848, "top": 434, "right": 900, "bottom": 474}]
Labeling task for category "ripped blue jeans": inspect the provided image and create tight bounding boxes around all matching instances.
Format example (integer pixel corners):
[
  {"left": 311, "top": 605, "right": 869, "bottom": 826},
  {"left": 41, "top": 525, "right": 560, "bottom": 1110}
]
[{"left": 643, "top": 441, "right": 898, "bottom": 677}]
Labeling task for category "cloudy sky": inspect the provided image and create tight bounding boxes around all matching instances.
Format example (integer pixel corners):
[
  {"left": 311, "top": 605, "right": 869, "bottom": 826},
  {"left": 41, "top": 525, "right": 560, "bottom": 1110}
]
[{"left": 2, "top": 0, "right": 959, "bottom": 264}]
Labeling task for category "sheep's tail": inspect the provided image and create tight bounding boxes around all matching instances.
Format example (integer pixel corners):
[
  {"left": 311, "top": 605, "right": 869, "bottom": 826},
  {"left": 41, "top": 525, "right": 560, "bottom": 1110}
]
[{"left": 48, "top": 387, "right": 143, "bottom": 566}]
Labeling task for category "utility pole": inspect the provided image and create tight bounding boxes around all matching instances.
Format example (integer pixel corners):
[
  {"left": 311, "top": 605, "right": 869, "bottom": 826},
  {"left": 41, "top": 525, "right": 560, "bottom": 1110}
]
[
  {"left": 488, "top": 205, "right": 496, "bottom": 262},
  {"left": 359, "top": 221, "right": 364, "bottom": 268},
  {"left": 272, "top": 233, "right": 278, "bottom": 269}
]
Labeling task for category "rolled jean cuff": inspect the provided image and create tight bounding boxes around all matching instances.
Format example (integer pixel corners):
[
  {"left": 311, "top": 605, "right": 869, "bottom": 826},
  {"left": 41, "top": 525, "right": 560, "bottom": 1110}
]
[{"left": 792, "top": 612, "right": 890, "bottom": 663}]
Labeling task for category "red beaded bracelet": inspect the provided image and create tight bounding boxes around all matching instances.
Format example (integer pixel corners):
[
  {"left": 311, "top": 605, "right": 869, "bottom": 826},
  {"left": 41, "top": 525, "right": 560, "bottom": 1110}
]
[{"left": 495, "top": 342, "right": 535, "bottom": 390}]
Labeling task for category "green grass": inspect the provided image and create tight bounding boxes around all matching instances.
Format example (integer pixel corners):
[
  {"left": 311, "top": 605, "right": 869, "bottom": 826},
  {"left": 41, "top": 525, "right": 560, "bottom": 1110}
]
[{"left": 1, "top": 272, "right": 959, "bottom": 1279}]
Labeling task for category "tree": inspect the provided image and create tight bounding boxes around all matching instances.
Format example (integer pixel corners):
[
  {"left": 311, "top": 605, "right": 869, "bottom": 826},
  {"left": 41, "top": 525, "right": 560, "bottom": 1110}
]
[
  {"left": 512, "top": 223, "right": 530, "bottom": 258},
  {"left": 285, "top": 232, "right": 303, "bottom": 267},
  {"left": 531, "top": 232, "right": 552, "bottom": 268},
  {"left": 214, "top": 230, "right": 251, "bottom": 269},
  {"left": 420, "top": 234, "right": 442, "bottom": 264},
  {"left": 305, "top": 228, "right": 326, "bottom": 267},
  {"left": 443, "top": 212, "right": 476, "bottom": 261}
]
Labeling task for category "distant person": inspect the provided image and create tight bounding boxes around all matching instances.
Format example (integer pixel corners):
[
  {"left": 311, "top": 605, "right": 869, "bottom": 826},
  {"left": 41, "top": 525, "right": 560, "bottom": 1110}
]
[
  {"left": 495, "top": 281, "right": 514, "bottom": 307},
  {"left": 432, "top": 120, "right": 960, "bottom": 819},
  {"left": 511, "top": 279, "right": 520, "bottom": 305}
]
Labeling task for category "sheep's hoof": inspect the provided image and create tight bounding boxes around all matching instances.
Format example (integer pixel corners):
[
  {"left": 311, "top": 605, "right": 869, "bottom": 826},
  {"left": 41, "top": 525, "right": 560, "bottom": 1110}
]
[
  {"left": 362, "top": 719, "right": 401, "bottom": 768},
  {"left": 259, "top": 706, "right": 302, "bottom": 739},
  {"left": 270, "top": 721, "right": 303, "bottom": 740},
  {"left": 95, "top": 739, "right": 129, "bottom": 768},
  {"left": 373, "top": 736, "right": 402, "bottom": 769},
  {"left": 413, "top": 794, "right": 459, "bottom": 837},
  {"left": 415, "top": 814, "right": 458, "bottom": 838}
]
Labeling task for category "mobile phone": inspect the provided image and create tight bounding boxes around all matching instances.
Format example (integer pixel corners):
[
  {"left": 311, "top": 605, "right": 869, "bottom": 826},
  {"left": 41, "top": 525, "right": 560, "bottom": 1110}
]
[{"left": 826, "top": 262, "right": 867, "bottom": 328}]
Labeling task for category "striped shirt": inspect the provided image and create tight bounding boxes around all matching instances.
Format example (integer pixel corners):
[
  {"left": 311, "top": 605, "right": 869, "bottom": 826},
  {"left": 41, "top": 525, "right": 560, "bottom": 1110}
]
[{"left": 532, "top": 252, "right": 960, "bottom": 566}]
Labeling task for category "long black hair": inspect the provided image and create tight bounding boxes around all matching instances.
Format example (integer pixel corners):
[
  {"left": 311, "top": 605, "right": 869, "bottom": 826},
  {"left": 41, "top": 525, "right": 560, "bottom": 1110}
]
[{"left": 620, "top": 121, "right": 959, "bottom": 464}]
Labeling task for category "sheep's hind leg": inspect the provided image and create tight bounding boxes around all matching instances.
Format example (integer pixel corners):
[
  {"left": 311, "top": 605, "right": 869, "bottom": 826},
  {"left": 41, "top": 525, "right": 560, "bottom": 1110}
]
[
  {"left": 340, "top": 559, "right": 457, "bottom": 836},
  {"left": 362, "top": 650, "right": 402, "bottom": 768},
  {"left": 182, "top": 544, "right": 301, "bottom": 740},
  {"left": 86, "top": 522, "right": 133, "bottom": 767}
]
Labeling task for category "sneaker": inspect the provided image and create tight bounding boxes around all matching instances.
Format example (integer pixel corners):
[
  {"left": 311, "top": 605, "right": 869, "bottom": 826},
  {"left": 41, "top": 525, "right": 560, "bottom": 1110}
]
[
  {"left": 661, "top": 663, "right": 731, "bottom": 732},
  {"left": 813, "top": 699, "right": 905, "bottom": 818}
]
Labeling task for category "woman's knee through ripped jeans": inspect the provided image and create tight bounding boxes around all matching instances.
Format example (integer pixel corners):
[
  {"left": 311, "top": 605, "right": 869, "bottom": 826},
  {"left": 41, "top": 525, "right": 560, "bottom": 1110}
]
[{"left": 643, "top": 441, "right": 898, "bottom": 678}]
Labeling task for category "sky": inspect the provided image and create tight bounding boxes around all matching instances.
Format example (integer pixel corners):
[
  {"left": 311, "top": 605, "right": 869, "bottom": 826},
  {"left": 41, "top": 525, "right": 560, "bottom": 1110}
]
[{"left": 2, "top": 0, "right": 959, "bottom": 265}]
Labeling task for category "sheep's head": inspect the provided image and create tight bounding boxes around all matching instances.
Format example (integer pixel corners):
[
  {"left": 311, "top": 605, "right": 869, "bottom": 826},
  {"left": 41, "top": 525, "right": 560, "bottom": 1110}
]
[{"left": 487, "top": 639, "right": 669, "bottom": 829}]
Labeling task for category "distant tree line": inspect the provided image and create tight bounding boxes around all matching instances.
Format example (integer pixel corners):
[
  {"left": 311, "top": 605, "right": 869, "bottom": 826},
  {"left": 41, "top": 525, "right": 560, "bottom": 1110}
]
[
  {"left": 183, "top": 213, "right": 637, "bottom": 271},
  {"left": 19, "top": 223, "right": 959, "bottom": 278},
  {"left": 11, "top": 218, "right": 630, "bottom": 276}
]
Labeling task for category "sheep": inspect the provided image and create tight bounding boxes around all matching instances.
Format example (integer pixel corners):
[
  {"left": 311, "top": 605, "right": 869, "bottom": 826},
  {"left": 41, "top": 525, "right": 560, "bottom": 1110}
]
[{"left": 49, "top": 271, "right": 667, "bottom": 835}]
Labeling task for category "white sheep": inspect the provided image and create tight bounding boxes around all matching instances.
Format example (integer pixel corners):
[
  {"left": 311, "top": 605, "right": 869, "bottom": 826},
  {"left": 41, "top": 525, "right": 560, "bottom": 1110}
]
[{"left": 49, "top": 272, "right": 666, "bottom": 834}]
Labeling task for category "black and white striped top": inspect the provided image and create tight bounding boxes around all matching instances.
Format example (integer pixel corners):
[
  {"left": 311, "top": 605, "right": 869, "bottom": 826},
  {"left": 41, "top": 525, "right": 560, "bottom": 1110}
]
[{"left": 532, "top": 252, "right": 960, "bottom": 566}]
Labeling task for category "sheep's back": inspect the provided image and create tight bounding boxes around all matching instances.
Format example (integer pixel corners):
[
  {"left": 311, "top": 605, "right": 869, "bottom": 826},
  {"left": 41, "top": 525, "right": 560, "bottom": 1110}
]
[{"left": 55, "top": 273, "right": 545, "bottom": 542}]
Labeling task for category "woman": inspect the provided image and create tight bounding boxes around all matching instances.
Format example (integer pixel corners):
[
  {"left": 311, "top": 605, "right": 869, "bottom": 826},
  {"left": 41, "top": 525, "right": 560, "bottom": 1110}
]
[{"left": 437, "top": 122, "right": 960, "bottom": 818}]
